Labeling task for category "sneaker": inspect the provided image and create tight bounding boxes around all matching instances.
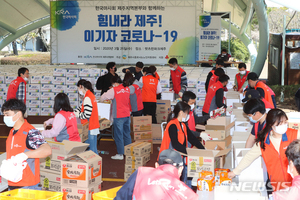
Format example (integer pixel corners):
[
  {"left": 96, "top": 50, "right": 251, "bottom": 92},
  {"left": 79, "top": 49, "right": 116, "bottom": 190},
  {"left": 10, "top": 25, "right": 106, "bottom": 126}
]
[{"left": 111, "top": 154, "right": 124, "bottom": 160}]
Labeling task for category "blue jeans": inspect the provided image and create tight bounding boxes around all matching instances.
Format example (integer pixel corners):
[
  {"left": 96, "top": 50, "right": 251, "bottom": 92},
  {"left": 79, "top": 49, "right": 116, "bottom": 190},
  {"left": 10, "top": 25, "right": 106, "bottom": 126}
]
[
  {"left": 181, "top": 158, "right": 192, "bottom": 189},
  {"left": 9, "top": 183, "right": 41, "bottom": 191},
  {"left": 113, "top": 117, "right": 131, "bottom": 154},
  {"left": 85, "top": 130, "right": 98, "bottom": 154}
]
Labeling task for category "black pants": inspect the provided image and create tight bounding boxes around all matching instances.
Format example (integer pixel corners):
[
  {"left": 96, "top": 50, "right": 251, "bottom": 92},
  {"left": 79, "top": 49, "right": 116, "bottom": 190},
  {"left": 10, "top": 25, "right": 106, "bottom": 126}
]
[
  {"left": 132, "top": 110, "right": 143, "bottom": 116},
  {"left": 296, "top": 97, "right": 300, "bottom": 111},
  {"left": 271, "top": 95, "right": 277, "bottom": 108},
  {"left": 143, "top": 102, "right": 157, "bottom": 123},
  {"left": 202, "top": 111, "right": 209, "bottom": 116}
]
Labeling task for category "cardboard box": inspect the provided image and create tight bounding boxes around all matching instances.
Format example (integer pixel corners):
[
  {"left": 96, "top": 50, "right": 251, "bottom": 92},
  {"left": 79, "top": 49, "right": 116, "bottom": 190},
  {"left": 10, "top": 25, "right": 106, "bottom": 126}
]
[
  {"left": 53, "top": 77, "right": 66, "bottom": 85},
  {"left": 97, "top": 103, "right": 111, "bottom": 120},
  {"left": 79, "top": 69, "right": 92, "bottom": 77},
  {"left": 99, "top": 118, "right": 111, "bottom": 130},
  {"left": 28, "top": 100, "right": 41, "bottom": 108},
  {"left": 70, "top": 101, "right": 79, "bottom": 109},
  {"left": 67, "top": 93, "right": 79, "bottom": 101},
  {"left": 40, "top": 171, "right": 61, "bottom": 192},
  {"left": 0, "top": 76, "right": 4, "bottom": 84},
  {"left": 156, "top": 100, "right": 171, "bottom": 109},
  {"left": 187, "top": 79, "right": 198, "bottom": 88},
  {"left": 61, "top": 151, "right": 102, "bottom": 188},
  {"left": 27, "top": 108, "right": 40, "bottom": 116},
  {"left": 161, "top": 92, "right": 174, "bottom": 101},
  {"left": 124, "top": 172, "right": 133, "bottom": 181},
  {"left": 53, "top": 85, "right": 66, "bottom": 93},
  {"left": 78, "top": 122, "right": 89, "bottom": 142},
  {"left": 134, "top": 131, "right": 152, "bottom": 140},
  {"left": 0, "top": 84, "right": 7, "bottom": 91},
  {"left": 205, "top": 136, "right": 232, "bottom": 150},
  {"left": 41, "top": 100, "right": 54, "bottom": 108},
  {"left": 30, "top": 76, "right": 42, "bottom": 84},
  {"left": 156, "top": 113, "right": 168, "bottom": 124},
  {"left": 160, "top": 79, "right": 170, "bottom": 88},
  {"left": 41, "top": 108, "right": 54, "bottom": 116},
  {"left": 27, "top": 84, "right": 41, "bottom": 92},
  {"left": 101, "top": 69, "right": 108, "bottom": 76},
  {"left": 27, "top": 92, "right": 40, "bottom": 100},
  {"left": 66, "top": 77, "right": 80, "bottom": 85},
  {"left": 124, "top": 164, "right": 140, "bottom": 173},
  {"left": 135, "top": 139, "right": 153, "bottom": 154},
  {"left": 187, "top": 147, "right": 231, "bottom": 178},
  {"left": 66, "top": 69, "right": 79, "bottom": 77},
  {"left": 41, "top": 92, "right": 56, "bottom": 100},
  {"left": 91, "top": 68, "right": 101, "bottom": 77},
  {"left": 61, "top": 182, "right": 101, "bottom": 200},
  {"left": 53, "top": 68, "right": 67, "bottom": 77},
  {"left": 196, "top": 81, "right": 206, "bottom": 89},
  {"left": 5, "top": 76, "right": 15, "bottom": 84},
  {"left": 235, "top": 121, "right": 252, "bottom": 132},
  {"left": 151, "top": 124, "right": 162, "bottom": 144},
  {"left": 66, "top": 85, "right": 78, "bottom": 93},
  {"left": 41, "top": 84, "right": 54, "bottom": 92},
  {"left": 207, "top": 116, "right": 233, "bottom": 126},
  {"left": 289, "top": 121, "right": 300, "bottom": 130},
  {"left": 125, "top": 153, "right": 151, "bottom": 166},
  {"left": 205, "top": 117, "right": 234, "bottom": 140},
  {"left": 124, "top": 142, "right": 152, "bottom": 157},
  {"left": 41, "top": 76, "right": 53, "bottom": 84},
  {"left": 132, "top": 116, "right": 152, "bottom": 132}
]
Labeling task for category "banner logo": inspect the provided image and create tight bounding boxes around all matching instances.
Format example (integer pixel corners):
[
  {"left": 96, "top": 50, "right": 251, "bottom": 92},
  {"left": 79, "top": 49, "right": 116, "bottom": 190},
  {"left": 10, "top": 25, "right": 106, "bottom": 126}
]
[{"left": 199, "top": 16, "right": 211, "bottom": 27}]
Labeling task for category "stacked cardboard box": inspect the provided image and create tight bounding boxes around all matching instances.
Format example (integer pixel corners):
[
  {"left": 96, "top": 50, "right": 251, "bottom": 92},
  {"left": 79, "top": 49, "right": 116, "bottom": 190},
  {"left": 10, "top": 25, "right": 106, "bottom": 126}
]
[
  {"left": 124, "top": 142, "right": 152, "bottom": 181},
  {"left": 132, "top": 116, "right": 153, "bottom": 152},
  {"left": 61, "top": 150, "right": 102, "bottom": 200},
  {"left": 156, "top": 100, "right": 171, "bottom": 124},
  {"left": 39, "top": 140, "right": 89, "bottom": 192},
  {"left": 77, "top": 122, "right": 89, "bottom": 142},
  {"left": 205, "top": 116, "right": 235, "bottom": 140}
]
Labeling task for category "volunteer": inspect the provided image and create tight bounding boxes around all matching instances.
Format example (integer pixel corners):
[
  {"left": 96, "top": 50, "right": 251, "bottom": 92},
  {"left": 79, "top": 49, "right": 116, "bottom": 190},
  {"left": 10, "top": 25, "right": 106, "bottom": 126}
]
[
  {"left": 142, "top": 66, "right": 148, "bottom": 76},
  {"left": 169, "top": 58, "right": 187, "bottom": 98},
  {"left": 75, "top": 80, "right": 100, "bottom": 154},
  {"left": 96, "top": 62, "right": 120, "bottom": 95},
  {"left": 100, "top": 76, "right": 132, "bottom": 160},
  {"left": 243, "top": 98, "right": 267, "bottom": 148},
  {"left": 216, "top": 48, "right": 231, "bottom": 67},
  {"left": 114, "top": 149, "right": 198, "bottom": 200},
  {"left": 205, "top": 59, "right": 225, "bottom": 92},
  {"left": 42, "top": 93, "right": 81, "bottom": 142},
  {"left": 122, "top": 61, "right": 144, "bottom": 81},
  {"left": 7, "top": 67, "right": 29, "bottom": 104},
  {"left": 182, "top": 91, "right": 210, "bottom": 138},
  {"left": 1, "top": 99, "right": 51, "bottom": 190},
  {"left": 228, "top": 109, "right": 300, "bottom": 192},
  {"left": 246, "top": 72, "right": 276, "bottom": 108},
  {"left": 242, "top": 89, "right": 274, "bottom": 110},
  {"left": 234, "top": 63, "right": 249, "bottom": 93},
  {"left": 140, "top": 65, "right": 162, "bottom": 124},
  {"left": 158, "top": 101, "right": 205, "bottom": 187},
  {"left": 272, "top": 139, "right": 300, "bottom": 199},
  {"left": 127, "top": 72, "right": 144, "bottom": 116},
  {"left": 202, "top": 74, "right": 229, "bottom": 116}
]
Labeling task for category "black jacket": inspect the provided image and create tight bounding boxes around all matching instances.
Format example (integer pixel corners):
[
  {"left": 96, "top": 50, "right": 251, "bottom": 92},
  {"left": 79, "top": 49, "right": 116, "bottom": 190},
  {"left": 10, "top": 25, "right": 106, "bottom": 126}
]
[
  {"left": 122, "top": 67, "right": 143, "bottom": 81},
  {"left": 96, "top": 73, "right": 119, "bottom": 95}
]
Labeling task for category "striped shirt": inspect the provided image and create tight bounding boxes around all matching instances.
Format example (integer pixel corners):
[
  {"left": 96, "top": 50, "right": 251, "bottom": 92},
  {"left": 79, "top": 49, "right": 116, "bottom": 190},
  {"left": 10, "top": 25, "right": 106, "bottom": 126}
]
[{"left": 75, "top": 97, "right": 93, "bottom": 120}]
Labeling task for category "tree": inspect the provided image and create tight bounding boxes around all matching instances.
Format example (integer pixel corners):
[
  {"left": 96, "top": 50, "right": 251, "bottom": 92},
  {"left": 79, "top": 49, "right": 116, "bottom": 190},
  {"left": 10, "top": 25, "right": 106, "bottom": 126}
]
[
  {"left": 30, "top": 32, "right": 37, "bottom": 51},
  {"left": 221, "top": 38, "right": 250, "bottom": 62},
  {"left": 37, "top": 28, "right": 50, "bottom": 51},
  {"left": 16, "top": 30, "right": 38, "bottom": 51}
]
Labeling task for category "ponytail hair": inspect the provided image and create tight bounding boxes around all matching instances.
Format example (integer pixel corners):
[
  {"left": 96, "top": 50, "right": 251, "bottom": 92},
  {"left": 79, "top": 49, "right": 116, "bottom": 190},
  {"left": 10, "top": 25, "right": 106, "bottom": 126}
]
[
  {"left": 255, "top": 109, "right": 288, "bottom": 150},
  {"left": 148, "top": 65, "right": 157, "bottom": 78},
  {"left": 167, "top": 101, "right": 190, "bottom": 122},
  {"left": 77, "top": 79, "right": 94, "bottom": 94},
  {"left": 110, "top": 76, "right": 122, "bottom": 84},
  {"left": 123, "top": 72, "right": 134, "bottom": 87}
]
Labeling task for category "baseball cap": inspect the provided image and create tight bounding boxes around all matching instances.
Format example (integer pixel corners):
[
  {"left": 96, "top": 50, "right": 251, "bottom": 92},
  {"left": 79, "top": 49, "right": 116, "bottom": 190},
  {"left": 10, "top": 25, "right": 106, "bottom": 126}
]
[
  {"left": 242, "top": 89, "right": 261, "bottom": 102},
  {"left": 158, "top": 149, "right": 183, "bottom": 167},
  {"left": 247, "top": 72, "right": 258, "bottom": 81}
]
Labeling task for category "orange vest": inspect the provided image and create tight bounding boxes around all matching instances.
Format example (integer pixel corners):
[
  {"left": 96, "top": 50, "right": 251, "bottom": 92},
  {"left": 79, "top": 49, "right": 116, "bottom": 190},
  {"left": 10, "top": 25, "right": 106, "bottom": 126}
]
[
  {"left": 203, "top": 81, "right": 224, "bottom": 114},
  {"left": 235, "top": 71, "right": 249, "bottom": 90},
  {"left": 158, "top": 119, "right": 187, "bottom": 160},
  {"left": 208, "top": 70, "right": 218, "bottom": 89},
  {"left": 7, "top": 76, "right": 27, "bottom": 103},
  {"left": 255, "top": 81, "right": 274, "bottom": 108},
  {"left": 80, "top": 90, "right": 100, "bottom": 130},
  {"left": 261, "top": 128, "right": 297, "bottom": 191},
  {"left": 6, "top": 120, "right": 40, "bottom": 187},
  {"left": 142, "top": 74, "right": 159, "bottom": 103},
  {"left": 262, "top": 98, "right": 274, "bottom": 109}
]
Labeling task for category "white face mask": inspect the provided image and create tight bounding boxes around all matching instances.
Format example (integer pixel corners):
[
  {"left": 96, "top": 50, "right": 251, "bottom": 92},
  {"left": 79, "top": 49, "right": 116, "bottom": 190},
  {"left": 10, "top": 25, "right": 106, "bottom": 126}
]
[
  {"left": 170, "top": 67, "right": 175, "bottom": 71},
  {"left": 4, "top": 113, "right": 19, "bottom": 127},
  {"left": 190, "top": 104, "right": 195, "bottom": 110},
  {"left": 182, "top": 114, "right": 190, "bottom": 122},
  {"left": 287, "top": 164, "right": 294, "bottom": 178},
  {"left": 240, "top": 70, "right": 246, "bottom": 75},
  {"left": 24, "top": 77, "right": 28, "bottom": 81},
  {"left": 273, "top": 123, "right": 288, "bottom": 135},
  {"left": 78, "top": 90, "right": 84, "bottom": 96}
]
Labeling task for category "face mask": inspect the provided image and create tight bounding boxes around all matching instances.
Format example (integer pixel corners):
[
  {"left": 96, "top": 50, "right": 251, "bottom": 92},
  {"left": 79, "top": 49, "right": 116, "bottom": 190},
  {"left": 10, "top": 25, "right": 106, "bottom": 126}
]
[
  {"left": 273, "top": 123, "right": 288, "bottom": 135},
  {"left": 114, "top": 67, "right": 117, "bottom": 72},
  {"left": 170, "top": 68, "right": 175, "bottom": 71},
  {"left": 248, "top": 113, "right": 264, "bottom": 124},
  {"left": 222, "top": 53, "right": 226, "bottom": 56},
  {"left": 24, "top": 77, "right": 28, "bottom": 81},
  {"left": 182, "top": 114, "right": 190, "bottom": 122},
  {"left": 190, "top": 104, "right": 195, "bottom": 110},
  {"left": 78, "top": 90, "right": 84, "bottom": 96},
  {"left": 4, "top": 114, "right": 18, "bottom": 127},
  {"left": 287, "top": 165, "right": 294, "bottom": 178},
  {"left": 240, "top": 71, "right": 246, "bottom": 75}
]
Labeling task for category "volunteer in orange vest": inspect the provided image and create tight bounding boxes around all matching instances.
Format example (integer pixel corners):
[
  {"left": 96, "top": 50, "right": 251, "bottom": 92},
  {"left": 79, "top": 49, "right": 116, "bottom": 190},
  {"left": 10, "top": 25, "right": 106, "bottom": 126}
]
[
  {"left": 158, "top": 102, "right": 205, "bottom": 187},
  {"left": 140, "top": 65, "right": 162, "bottom": 124},
  {"left": 114, "top": 149, "right": 198, "bottom": 200},
  {"left": 126, "top": 72, "right": 144, "bottom": 116},
  {"left": 75, "top": 80, "right": 100, "bottom": 154},
  {"left": 1, "top": 99, "right": 51, "bottom": 190},
  {"left": 202, "top": 74, "right": 229, "bottom": 116},
  {"left": 272, "top": 139, "right": 300, "bottom": 199},
  {"left": 205, "top": 59, "right": 224, "bottom": 92},
  {"left": 42, "top": 93, "right": 81, "bottom": 142},
  {"left": 247, "top": 72, "right": 276, "bottom": 108},
  {"left": 243, "top": 98, "right": 267, "bottom": 148},
  {"left": 234, "top": 63, "right": 249, "bottom": 93},
  {"left": 100, "top": 75, "right": 133, "bottom": 160},
  {"left": 7, "top": 67, "right": 29, "bottom": 104},
  {"left": 229, "top": 109, "right": 300, "bottom": 192},
  {"left": 169, "top": 58, "right": 187, "bottom": 98},
  {"left": 243, "top": 89, "right": 274, "bottom": 110}
]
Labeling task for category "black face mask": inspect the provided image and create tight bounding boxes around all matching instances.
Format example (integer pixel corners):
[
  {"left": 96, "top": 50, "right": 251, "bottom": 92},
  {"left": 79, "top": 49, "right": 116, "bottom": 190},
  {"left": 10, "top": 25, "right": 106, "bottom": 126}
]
[{"left": 114, "top": 67, "right": 117, "bottom": 72}]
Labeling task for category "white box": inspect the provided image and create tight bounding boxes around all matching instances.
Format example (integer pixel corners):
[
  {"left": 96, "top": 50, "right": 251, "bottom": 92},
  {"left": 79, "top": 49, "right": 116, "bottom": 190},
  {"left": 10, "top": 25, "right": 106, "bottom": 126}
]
[
  {"left": 41, "top": 108, "right": 54, "bottom": 116},
  {"left": 66, "top": 69, "right": 79, "bottom": 77},
  {"left": 66, "top": 85, "right": 78, "bottom": 93},
  {"left": 0, "top": 76, "right": 5, "bottom": 84},
  {"left": 27, "top": 92, "right": 40, "bottom": 100},
  {"left": 27, "top": 108, "right": 40, "bottom": 116},
  {"left": 41, "top": 92, "right": 56, "bottom": 100},
  {"left": 160, "top": 79, "right": 170, "bottom": 88},
  {"left": 187, "top": 88, "right": 197, "bottom": 95},
  {"left": 197, "top": 89, "right": 206, "bottom": 97},
  {"left": 81, "top": 77, "right": 96, "bottom": 85},
  {"left": 5, "top": 76, "right": 15, "bottom": 84},
  {"left": 53, "top": 68, "right": 67, "bottom": 77},
  {"left": 91, "top": 68, "right": 101, "bottom": 77},
  {"left": 94, "top": 92, "right": 101, "bottom": 99},
  {"left": 0, "top": 92, "right": 6, "bottom": 99},
  {"left": 53, "top": 85, "right": 66, "bottom": 93},
  {"left": 41, "top": 84, "right": 54, "bottom": 92},
  {"left": 101, "top": 69, "right": 108, "bottom": 76},
  {"left": 70, "top": 101, "right": 79, "bottom": 108},
  {"left": 187, "top": 79, "right": 197, "bottom": 88},
  {"left": 79, "top": 69, "right": 92, "bottom": 77},
  {"left": 41, "top": 100, "right": 54, "bottom": 108},
  {"left": 161, "top": 92, "right": 174, "bottom": 101},
  {"left": 27, "top": 84, "right": 41, "bottom": 93},
  {"left": 161, "top": 88, "right": 169, "bottom": 92},
  {"left": 235, "top": 121, "right": 252, "bottom": 132},
  {"left": 196, "top": 81, "right": 206, "bottom": 89},
  {"left": 97, "top": 103, "right": 111, "bottom": 120},
  {"left": 66, "top": 77, "right": 80, "bottom": 85},
  {"left": 67, "top": 93, "right": 79, "bottom": 101},
  {"left": 28, "top": 100, "right": 41, "bottom": 108},
  {"left": 53, "top": 77, "right": 66, "bottom": 85},
  {"left": 0, "top": 84, "right": 7, "bottom": 92},
  {"left": 41, "top": 76, "right": 53, "bottom": 84},
  {"left": 30, "top": 76, "right": 42, "bottom": 84},
  {"left": 226, "top": 98, "right": 240, "bottom": 108}
]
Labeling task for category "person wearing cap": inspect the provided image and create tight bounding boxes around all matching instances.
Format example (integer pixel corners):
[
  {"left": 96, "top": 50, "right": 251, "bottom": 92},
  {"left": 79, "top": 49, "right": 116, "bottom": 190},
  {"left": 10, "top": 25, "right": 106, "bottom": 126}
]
[
  {"left": 234, "top": 63, "right": 249, "bottom": 93},
  {"left": 246, "top": 72, "right": 276, "bottom": 108},
  {"left": 122, "top": 61, "right": 144, "bottom": 81},
  {"left": 205, "top": 59, "right": 224, "bottom": 92},
  {"left": 242, "top": 89, "right": 274, "bottom": 110},
  {"left": 169, "top": 58, "right": 187, "bottom": 98},
  {"left": 114, "top": 149, "right": 198, "bottom": 200},
  {"left": 243, "top": 98, "right": 267, "bottom": 148},
  {"left": 202, "top": 74, "right": 229, "bottom": 116}
]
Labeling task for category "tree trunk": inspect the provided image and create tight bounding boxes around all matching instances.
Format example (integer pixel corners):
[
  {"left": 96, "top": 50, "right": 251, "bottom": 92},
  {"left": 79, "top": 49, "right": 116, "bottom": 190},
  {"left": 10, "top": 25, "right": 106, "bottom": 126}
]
[
  {"left": 12, "top": 41, "right": 18, "bottom": 55},
  {"left": 38, "top": 28, "right": 49, "bottom": 52}
]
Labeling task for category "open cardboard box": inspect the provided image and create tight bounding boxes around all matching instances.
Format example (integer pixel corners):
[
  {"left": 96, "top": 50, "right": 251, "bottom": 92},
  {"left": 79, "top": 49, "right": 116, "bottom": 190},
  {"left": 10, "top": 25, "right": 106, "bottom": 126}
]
[
  {"left": 235, "top": 121, "right": 252, "bottom": 132},
  {"left": 205, "top": 135, "right": 232, "bottom": 150},
  {"left": 187, "top": 146, "right": 231, "bottom": 178}
]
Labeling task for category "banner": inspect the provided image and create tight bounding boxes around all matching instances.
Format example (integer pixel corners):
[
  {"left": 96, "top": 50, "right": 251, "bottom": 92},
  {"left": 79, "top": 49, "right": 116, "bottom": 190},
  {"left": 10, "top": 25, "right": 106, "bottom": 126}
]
[
  {"left": 198, "top": 15, "right": 221, "bottom": 61},
  {"left": 50, "top": 1, "right": 198, "bottom": 64}
]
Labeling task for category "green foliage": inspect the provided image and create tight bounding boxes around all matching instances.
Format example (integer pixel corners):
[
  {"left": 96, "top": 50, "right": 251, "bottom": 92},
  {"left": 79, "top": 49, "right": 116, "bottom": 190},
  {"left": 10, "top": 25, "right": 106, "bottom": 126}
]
[
  {"left": 269, "top": 84, "right": 300, "bottom": 101},
  {"left": 221, "top": 38, "right": 250, "bottom": 62}
]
